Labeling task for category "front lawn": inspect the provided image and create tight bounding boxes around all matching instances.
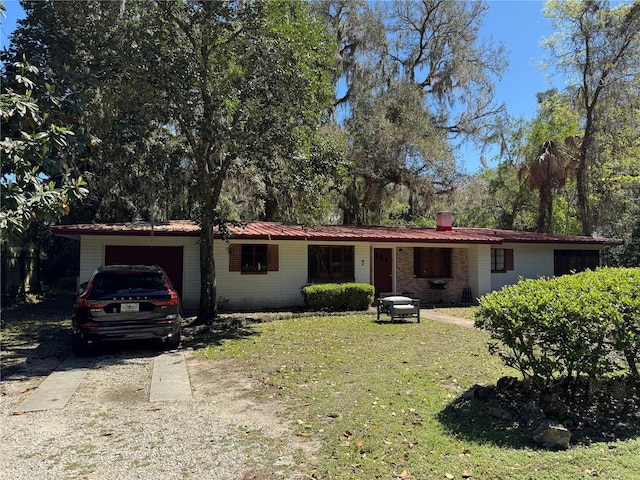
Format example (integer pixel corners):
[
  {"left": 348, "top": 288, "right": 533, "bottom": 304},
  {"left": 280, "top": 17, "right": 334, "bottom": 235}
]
[
  {"left": 434, "top": 305, "right": 478, "bottom": 320},
  {"left": 195, "top": 313, "right": 640, "bottom": 479}
]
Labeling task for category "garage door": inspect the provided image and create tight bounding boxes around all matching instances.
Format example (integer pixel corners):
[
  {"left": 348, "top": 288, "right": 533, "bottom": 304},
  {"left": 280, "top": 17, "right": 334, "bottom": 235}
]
[{"left": 104, "top": 246, "right": 184, "bottom": 297}]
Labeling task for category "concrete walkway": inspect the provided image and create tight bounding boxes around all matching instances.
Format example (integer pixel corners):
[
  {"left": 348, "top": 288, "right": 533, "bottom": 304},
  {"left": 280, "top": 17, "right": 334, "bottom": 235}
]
[
  {"left": 15, "top": 351, "right": 192, "bottom": 413},
  {"left": 150, "top": 351, "right": 192, "bottom": 402},
  {"left": 15, "top": 357, "right": 92, "bottom": 412},
  {"left": 420, "top": 309, "right": 476, "bottom": 329}
]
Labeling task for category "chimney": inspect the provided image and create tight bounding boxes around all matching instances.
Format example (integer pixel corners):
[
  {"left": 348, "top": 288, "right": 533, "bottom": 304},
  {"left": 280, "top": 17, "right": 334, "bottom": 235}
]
[{"left": 436, "top": 212, "right": 453, "bottom": 231}]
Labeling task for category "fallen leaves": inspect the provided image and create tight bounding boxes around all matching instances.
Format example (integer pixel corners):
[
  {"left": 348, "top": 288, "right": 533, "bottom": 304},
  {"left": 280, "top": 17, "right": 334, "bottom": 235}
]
[{"left": 444, "top": 473, "right": 473, "bottom": 479}]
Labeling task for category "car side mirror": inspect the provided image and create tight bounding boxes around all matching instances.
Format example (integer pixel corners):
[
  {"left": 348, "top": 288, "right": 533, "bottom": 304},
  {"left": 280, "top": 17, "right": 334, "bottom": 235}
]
[{"left": 78, "top": 282, "right": 88, "bottom": 295}]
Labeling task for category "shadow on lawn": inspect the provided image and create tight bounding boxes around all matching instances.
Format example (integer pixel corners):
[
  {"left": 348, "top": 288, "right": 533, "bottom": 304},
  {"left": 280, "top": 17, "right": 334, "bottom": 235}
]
[
  {"left": 182, "top": 314, "right": 262, "bottom": 351},
  {"left": 1, "top": 295, "right": 76, "bottom": 380},
  {"left": 437, "top": 391, "right": 536, "bottom": 449},
  {"left": 438, "top": 376, "right": 640, "bottom": 448}
]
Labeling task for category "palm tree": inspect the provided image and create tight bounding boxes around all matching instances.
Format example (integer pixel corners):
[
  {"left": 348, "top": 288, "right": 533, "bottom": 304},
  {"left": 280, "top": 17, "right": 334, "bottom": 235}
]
[{"left": 518, "top": 140, "right": 568, "bottom": 233}]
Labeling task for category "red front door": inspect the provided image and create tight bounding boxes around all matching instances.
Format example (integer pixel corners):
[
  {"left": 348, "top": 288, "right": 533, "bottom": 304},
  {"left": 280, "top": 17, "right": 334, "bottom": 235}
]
[{"left": 374, "top": 248, "right": 393, "bottom": 297}]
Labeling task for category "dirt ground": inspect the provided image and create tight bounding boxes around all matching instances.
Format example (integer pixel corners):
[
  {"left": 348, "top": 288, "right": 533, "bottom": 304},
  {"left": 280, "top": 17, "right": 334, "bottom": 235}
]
[{"left": 0, "top": 295, "right": 316, "bottom": 479}]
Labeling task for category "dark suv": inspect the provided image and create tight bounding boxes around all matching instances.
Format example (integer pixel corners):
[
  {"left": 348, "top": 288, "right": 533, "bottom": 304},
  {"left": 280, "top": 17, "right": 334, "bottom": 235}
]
[{"left": 72, "top": 265, "right": 182, "bottom": 354}]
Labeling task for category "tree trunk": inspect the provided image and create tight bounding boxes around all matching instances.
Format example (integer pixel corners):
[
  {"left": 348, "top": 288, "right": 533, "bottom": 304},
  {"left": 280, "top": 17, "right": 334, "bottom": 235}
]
[
  {"left": 198, "top": 216, "right": 217, "bottom": 325},
  {"left": 537, "top": 184, "right": 552, "bottom": 233},
  {"left": 576, "top": 153, "right": 592, "bottom": 236},
  {"left": 576, "top": 115, "right": 592, "bottom": 236}
]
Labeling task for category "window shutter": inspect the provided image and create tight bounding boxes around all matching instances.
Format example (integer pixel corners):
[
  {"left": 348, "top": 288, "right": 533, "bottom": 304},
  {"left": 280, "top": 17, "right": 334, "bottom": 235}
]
[
  {"left": 267, "top": 244, "right": 279, "bottom": 272},
  {"left": 505, "top": 249, "right": 514, "bottom": 271},
  {"left": 229, "top": 244, "right": 241, "bottom": 272},
  {"left": 443, "top": 248, "right": 453, "bottom": 278},
  {"left": 414, "top": 248, "right": 421, "bottom": 276}
]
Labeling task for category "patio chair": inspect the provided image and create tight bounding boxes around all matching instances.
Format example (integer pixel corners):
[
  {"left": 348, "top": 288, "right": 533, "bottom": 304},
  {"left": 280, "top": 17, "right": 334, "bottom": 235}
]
[{"left": 376, "top": 294, "right": 420, "bottom": 323}]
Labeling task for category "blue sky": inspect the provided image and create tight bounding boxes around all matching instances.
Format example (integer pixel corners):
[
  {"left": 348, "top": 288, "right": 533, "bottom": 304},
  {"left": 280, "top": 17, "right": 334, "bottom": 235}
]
[
  {"left": 482, "top": 1, "right": 555, "bottom": 121},
  {"left": 1, "top": 0, "right": 556, "bottom": 172}
]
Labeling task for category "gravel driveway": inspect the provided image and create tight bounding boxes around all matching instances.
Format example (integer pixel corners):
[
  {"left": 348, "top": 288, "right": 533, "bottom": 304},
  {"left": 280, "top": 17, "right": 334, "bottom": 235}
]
[{"left": 1, "top": 297, "right": 315, "bottom": 480}]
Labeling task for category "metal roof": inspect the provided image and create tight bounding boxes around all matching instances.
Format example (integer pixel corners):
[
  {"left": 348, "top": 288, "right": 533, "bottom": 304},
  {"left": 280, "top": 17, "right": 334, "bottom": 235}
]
[{"left": 51, "top": 220, "right": 618, "bottom": 245}]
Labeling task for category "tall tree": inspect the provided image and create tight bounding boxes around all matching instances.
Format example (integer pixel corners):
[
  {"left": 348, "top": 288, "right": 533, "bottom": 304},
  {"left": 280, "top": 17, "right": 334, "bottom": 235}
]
[
  {"left": 319, "top": 0, "right": 507, "bottom": 224},
  {"left": 139, "top": 1, "right": 338, "bottom": 322},
  {"left": 455, "top": 117, "right": 537, "bottom": 231},
  {"left": 1, "top": 58, "right": 92, "bottom": 239},
  {"left": 517, "top": 92, "right": 580, "bottom": 233},
  {"left": 7, "top": 0, "right": 339, "bottom": 322},
  {"left": 4, "top": 0, "right": 192, "bottom": 224},
  {"left": 543, "top": 0, "right": 640, "bottom": 235},
  {"left": 518, "top": 140, "right": 567, "bottom": 233}
]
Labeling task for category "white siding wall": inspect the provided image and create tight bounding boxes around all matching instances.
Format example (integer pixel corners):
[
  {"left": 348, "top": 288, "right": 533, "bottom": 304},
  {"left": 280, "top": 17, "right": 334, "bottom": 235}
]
[
  {"left": 79, "top": 235, "right": 201, "bottom": 310},
  {"left": 77, "top": 234, "right": 603, "bottom": 310},
  {"left": 467, "top": 244, "right": 492, "bottom": 299},
  {"left": 216, "top": 240, "right": 371, "bottom": 310},
  {"left": 490, "top": 243, "right": 603, "bottom": 292},
  {"left": 490, "top": 244, "right": 549, "bottom": 292}
]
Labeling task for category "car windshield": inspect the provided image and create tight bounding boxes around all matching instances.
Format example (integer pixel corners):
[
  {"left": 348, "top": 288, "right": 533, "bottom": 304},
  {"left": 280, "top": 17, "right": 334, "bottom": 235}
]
[{"left": 88, "top": 272, "right": 167, "bottom": 298}]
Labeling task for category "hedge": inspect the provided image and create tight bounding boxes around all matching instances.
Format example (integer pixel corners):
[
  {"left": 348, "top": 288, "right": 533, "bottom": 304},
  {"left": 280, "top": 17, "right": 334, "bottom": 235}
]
[
  {"left": 475, "top": 268, "right": 640, "bottom": 388},
  {"left": 301, "top": 283, "right": 375, "bottom": 311}
]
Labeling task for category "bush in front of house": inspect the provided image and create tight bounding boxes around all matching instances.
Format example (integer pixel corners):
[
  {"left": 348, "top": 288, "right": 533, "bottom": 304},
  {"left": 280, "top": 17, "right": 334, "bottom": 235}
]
[
  {"left": 302, "top": 283, "right": 375, "bottom": 311},
  {"left": 475, "top": 267, "right": 640, "bottom": 389}
]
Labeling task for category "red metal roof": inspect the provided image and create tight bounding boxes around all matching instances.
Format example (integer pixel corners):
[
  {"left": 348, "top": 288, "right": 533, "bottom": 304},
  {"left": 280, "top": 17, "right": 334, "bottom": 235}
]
[
  {"left": 51, "top": 220, "right": 618, "bottom": 245},
  {"left": 453, "top": 227, "right": 619, "bottom": 245},
  {"left": 51, "top": 220, "right": 201, "bottom": 237},
  {"left": 225, "top": 222, "right": 499, "bottom": 243}
]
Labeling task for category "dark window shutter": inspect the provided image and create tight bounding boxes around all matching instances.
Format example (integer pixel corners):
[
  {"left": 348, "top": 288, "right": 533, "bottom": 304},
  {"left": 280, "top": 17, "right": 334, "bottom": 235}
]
[
  {"left": 267, "top": 245, "right": 279, "bottom": 271},
  {"left": 414, "top": 248, "right": 421, "bottom": 276},
  {"left": 229, "top": 244, "right": 241, "bottom": 272},
  {"left": 443, "top": 248, "right": 452, "bottom": 277},
  {"left": 505, "top": 249, "right": 514, "bottom": 271}
]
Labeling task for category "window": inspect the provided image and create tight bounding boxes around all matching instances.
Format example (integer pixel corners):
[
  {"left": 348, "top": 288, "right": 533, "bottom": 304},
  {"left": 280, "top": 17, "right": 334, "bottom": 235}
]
[
  {"left": 491, "top": 248, "right": 514, "bottom": 273},
  {"left": 308, "top": 246, "right": 354, "bottom": 283},
  {"left": 413, "top": 248, "right": 452, "bottom": 278},
  {"left": 241, "top": 244, "right": 268, "bottom": 273},
  {"left": 554, "top": 250, "right": 599, "bottom": 276},
  {"left": 229, "top": 244, "right": 279, "bottom": 273}
]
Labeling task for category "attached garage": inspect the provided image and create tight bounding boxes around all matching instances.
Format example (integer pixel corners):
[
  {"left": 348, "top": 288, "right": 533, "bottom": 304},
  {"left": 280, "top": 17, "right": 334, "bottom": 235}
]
[
  {"left": 52, "top": 221, "right": 201, "bottom": 310},
  {"left": 105, "top": 245, "right": 185, "bottom": 298}
]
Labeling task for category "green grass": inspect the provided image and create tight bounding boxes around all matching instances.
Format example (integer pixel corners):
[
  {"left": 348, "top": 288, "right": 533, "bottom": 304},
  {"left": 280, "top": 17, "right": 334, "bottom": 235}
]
[
  {"left": 196, "top": 313, "right": 640, "bottom": 479},
  {"left": 434, "top": 306, "right": 478, "bottom": 320}
]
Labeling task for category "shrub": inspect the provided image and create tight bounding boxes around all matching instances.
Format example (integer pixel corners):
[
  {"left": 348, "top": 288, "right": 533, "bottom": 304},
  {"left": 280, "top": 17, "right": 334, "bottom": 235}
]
[
  {"left": 302, "top": 283, "right": 375, "bottom": 311},
  {"left": 475, "top": 268, "right": 640, "bottom": 388}
]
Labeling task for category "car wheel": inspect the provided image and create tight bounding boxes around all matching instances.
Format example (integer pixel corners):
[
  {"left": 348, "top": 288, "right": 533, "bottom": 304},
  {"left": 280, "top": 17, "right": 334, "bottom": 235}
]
[
  {"left": 165, "top": 327, "right": 181, "bottom": 350},
  {"left": 71, "top": 332, "right": 90, "bottom": 356}
]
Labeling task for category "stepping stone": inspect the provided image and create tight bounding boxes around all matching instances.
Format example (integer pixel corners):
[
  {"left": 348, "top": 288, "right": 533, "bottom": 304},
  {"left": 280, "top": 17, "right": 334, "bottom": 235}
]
[
  {"left": 150, "top": 351, "right": 192, "bottom": 402},
  {"left": 15, "top": 357, "right": 92, "bottom": 412}
]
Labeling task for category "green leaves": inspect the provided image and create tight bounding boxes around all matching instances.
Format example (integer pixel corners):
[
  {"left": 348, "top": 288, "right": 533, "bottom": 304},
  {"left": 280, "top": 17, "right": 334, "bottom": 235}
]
[
  {"left": 302, "top": 283, "right": 375, "bottom": 312},
  {"left": 1, "top": 61, "right": 91, "bottom": 239},
  {"left": 475, "top": 268, "right": 640, "bottom": 388}
]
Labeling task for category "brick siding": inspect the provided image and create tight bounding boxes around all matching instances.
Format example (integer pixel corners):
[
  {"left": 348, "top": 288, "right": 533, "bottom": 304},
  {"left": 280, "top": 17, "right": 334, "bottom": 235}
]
[{"left": 396, "top": 247, "right": 469, "bottom": 305}]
